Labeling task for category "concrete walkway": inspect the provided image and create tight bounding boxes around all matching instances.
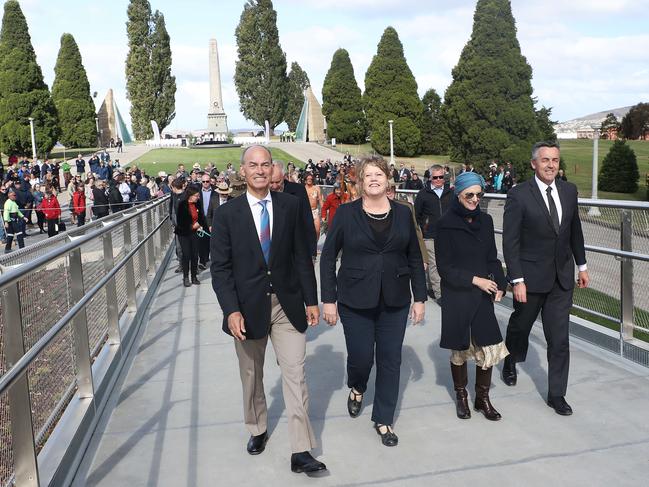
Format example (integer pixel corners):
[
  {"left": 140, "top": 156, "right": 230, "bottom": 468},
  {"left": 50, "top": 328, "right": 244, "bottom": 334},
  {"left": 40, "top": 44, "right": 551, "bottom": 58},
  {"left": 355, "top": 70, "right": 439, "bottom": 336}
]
[
  {"left": 270, "top": 141, "right": 344, "bottom": 164},
  {"left": 75, "top": 258, "right": 649, "bottom": 487}
]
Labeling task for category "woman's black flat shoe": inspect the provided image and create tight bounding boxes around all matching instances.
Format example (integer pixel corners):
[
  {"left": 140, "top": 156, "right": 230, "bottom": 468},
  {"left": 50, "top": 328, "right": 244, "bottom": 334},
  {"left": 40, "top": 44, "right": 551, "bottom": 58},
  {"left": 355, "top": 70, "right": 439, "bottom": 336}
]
[
  {"left": 374, "top": 423, "right": 398, "bottom": 447},
  {"left": 347, "top": 389, "right": 363, "bottom": 417}
]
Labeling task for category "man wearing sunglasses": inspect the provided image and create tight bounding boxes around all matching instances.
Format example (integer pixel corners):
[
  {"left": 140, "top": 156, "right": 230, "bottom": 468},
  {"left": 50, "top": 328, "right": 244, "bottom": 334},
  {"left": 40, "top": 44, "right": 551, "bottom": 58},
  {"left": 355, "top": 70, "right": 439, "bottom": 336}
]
[
  {"left": 414, "top": 164, "right": 453, "bottom": 304},
  {"left": 502, "top": 141, "right": 589, "bottom": 416}
]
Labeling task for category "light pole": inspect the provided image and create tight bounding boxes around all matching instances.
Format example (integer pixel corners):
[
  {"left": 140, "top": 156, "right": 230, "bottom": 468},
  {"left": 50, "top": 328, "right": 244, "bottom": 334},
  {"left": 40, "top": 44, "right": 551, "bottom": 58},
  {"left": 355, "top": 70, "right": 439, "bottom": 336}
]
[
  {"left": 388, "top": 119, "right": 394, "bottom": 165},
  {"left": 323, "top": 115, "right": 327, "bottom": 143},
  {"left": 28, "top": 117, "right": 37, "bottom": 160},
  {"left": 588, "top": 124, "right": 601, "bottom": 216},
  {"left": 95, "top": 116, "right": 100, "bottom": 148}
]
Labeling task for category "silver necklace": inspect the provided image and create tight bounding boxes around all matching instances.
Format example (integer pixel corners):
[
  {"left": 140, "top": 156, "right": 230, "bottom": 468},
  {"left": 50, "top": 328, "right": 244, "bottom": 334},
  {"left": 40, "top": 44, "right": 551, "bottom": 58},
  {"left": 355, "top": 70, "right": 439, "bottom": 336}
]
[{"left": 363, "top": 206, "right": 391, "bottom": 221}]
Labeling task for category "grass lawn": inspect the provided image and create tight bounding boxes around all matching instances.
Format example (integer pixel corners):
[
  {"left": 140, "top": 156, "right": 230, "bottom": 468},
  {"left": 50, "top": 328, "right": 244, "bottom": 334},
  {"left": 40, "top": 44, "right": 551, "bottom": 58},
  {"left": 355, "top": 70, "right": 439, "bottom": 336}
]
[
  {"left": 130, "top": 147, "right": 304, "bottom": 176},
  {"left": 333, "top": 140, "right": 649, "bottom": 201}
]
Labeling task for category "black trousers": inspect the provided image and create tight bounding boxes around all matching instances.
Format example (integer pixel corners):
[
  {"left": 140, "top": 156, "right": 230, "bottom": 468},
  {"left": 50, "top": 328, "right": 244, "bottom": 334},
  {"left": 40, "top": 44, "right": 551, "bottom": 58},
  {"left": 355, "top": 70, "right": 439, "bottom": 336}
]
[
  {"left": 179, "top": 232, "right": 200, "bottom": 278},
  {"left": 5, "top": 220, "right": 24, "bottom": 252},
  {"left": 338, "top": 301, "right": 409, "bottom": 425},
  {"left": 36, "top": 210, "right": 45, "bottom": 232},
  {"left": 46, "top": 219, "right": 58, "bottom": 238},
  {"left": 505, "top": 279, "right": 573, "bottom": 398},
  {"left": 77, "top": 213, "right": 86, "bottom": 227}
]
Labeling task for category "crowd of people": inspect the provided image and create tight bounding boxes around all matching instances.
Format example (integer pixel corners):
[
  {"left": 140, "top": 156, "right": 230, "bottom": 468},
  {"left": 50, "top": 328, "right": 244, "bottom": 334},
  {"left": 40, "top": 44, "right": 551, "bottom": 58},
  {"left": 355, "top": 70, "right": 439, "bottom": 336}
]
[{"left": 201, "top": 142, "right": 589, "bottom": 476}]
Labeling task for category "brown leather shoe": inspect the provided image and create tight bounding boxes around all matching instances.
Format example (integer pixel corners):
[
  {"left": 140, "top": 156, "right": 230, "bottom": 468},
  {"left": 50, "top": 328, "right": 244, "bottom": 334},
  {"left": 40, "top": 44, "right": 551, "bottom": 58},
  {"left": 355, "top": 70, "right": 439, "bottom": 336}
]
[{"left": 450, "top": 362, "right": 471, "bottom": 419}]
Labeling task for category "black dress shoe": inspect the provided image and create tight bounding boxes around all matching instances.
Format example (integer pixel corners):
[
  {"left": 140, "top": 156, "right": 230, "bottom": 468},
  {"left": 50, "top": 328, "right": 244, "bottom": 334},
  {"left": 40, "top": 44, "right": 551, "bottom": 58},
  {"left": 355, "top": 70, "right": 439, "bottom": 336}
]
[
  {"left": 347, "top": 389, "right": 362, "bottom": 418},
  {"left": 547, "top": 396, "right": 573, "bottom": 416},
  {"left": 501, "top": 356, "right": 517, "bottom": 386},
  {"left": 183, "top": 277, "right": 191, "bottom": 287},
  {"left": 246, "top": 431, "right": 268, "bottom": 455},
  {"left": 191, "top": 276, "right": 200, "bottom": 285},
  {"left": 374, "top": 423, "right": 398, "bottom": 447},
  {"left": 290, "top": 451, "right": 326, "bottom": 473}
]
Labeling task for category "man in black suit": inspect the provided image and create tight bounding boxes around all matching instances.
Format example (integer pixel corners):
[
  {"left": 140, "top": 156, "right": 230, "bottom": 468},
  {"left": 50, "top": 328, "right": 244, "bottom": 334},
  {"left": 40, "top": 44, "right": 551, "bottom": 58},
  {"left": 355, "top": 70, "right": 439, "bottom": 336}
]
[
  {"left": 211, "top": 145, "right": 326, "bottom": 474},
  {"left": 502, "top": 141, "right": 589, "bottom": 416},
  {"left": 270, "top": 161, "right": 318, "bottom": 257},
  {"left": 198, "top": 173, "right": 217, "bottom": 270}
]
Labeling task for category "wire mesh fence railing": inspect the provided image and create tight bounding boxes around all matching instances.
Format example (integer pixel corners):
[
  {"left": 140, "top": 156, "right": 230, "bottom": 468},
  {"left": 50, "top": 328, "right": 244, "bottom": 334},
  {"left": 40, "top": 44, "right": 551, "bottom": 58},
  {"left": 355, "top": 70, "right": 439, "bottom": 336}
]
[{"left": 0, "top": 196, "right": 172, "bottom": 487}]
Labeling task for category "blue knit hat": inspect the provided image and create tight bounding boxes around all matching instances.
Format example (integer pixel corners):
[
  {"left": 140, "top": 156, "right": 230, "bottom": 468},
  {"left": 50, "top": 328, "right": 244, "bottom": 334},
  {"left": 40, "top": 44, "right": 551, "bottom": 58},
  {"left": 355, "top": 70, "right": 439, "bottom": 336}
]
[{"left": 454, "top": 172, "right": 485, "bottom": 196}]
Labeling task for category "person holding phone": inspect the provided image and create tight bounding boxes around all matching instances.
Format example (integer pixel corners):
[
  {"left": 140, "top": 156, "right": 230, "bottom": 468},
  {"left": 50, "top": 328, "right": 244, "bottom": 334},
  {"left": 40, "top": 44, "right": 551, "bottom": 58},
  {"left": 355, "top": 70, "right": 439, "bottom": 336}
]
[{"left": 435, "top": 172, "right": 509, "bottom": 421}]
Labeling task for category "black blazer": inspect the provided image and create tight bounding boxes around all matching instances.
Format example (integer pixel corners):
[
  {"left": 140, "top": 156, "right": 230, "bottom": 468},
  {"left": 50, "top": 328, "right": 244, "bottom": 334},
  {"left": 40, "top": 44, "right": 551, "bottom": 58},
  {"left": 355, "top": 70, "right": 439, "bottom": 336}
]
[
  {"left": 320, "top": 199, "right": 427, "bottom": 309},
  {"left": 503, "top": 178, "right": 586, "bottom": 293},
  {"left": 210, "top": 191, "right": 318, "bottom": 339},
  {"left": 175, "top": 199, "right": 208, "bottom": 237},
  {"left": 283, "top": 180, "right": 317, "bottom": 255},
  {"left": 199, "top": 189, "right": 232, "bottom": 228}
]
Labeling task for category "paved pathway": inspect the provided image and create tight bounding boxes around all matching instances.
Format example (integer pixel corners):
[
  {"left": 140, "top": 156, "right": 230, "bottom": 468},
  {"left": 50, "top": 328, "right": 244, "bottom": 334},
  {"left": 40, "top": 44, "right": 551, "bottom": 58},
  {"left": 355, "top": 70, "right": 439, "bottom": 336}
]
[
  {"left": 75, "top": 256, "right": 649, "bottom": 486},
  {"left": 270, "top": 142, "right": 345, "bottom": 164}
]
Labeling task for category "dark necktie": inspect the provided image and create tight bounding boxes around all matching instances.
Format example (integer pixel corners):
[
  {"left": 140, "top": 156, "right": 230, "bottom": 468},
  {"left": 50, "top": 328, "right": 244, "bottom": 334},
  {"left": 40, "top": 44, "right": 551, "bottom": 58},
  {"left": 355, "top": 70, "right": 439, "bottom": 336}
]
[{"left": 546, "top": 186, "right": 560, "bottom": 234}]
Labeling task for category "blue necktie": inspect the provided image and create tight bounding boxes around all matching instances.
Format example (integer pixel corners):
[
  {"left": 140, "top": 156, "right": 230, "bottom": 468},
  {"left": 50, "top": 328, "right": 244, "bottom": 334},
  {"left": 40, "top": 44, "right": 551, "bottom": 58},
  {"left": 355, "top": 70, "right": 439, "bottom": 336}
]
[{"left": 259, "top": 200, "right": 271, "bottom": 264}]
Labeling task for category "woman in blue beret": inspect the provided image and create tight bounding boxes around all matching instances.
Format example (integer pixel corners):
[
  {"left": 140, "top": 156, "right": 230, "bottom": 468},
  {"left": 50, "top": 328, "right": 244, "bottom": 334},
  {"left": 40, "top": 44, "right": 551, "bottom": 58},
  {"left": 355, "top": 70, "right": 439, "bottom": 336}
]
[{"left": 434, "top": 172, "right": 509, "bottom": 421}]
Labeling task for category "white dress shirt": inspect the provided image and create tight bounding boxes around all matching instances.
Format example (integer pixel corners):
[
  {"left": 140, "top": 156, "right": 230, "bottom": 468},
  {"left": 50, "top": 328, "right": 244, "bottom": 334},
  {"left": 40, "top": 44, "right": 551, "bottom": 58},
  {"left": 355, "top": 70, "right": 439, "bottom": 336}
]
[{"left": 246, "top": 191, "right": 273, "bottom": 238}]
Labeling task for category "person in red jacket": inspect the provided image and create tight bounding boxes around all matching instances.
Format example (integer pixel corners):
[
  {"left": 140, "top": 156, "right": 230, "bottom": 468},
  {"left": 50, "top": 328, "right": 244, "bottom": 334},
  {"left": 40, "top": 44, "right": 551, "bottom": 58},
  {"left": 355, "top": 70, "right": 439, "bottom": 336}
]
[
  {"left": 40, "top": 186, "right": 62, "bottom": 237},
  {"left": 321, "top": 183, "right": 343, "bottom": 233},
  {"left": 72, "top": 183, "right": 87, "bottom": 227}
]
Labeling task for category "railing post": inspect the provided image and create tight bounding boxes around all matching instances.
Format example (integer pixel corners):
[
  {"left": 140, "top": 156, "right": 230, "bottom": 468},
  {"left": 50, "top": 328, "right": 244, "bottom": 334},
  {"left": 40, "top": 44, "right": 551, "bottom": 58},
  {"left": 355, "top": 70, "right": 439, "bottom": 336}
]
[
  {"left": 2, "top": 283, "right": 40, "bottom": 487},
  {"left": 620, "top": 209, "right": 634, "bottom": 355},
  {"left": 102, "top": 232, "right": 121, "bottom": 345},
  {"left": 123, "top": 220, "right": 137, "bottom": 312},
  {"left": 137, "top": 215, "right": 148, "bottom": 289},
  {"left": 146, "top": 209, "right": 155, "bottom": 272},
  {"left": 68, "top": 248, "right": 94, "bottom": 399}
]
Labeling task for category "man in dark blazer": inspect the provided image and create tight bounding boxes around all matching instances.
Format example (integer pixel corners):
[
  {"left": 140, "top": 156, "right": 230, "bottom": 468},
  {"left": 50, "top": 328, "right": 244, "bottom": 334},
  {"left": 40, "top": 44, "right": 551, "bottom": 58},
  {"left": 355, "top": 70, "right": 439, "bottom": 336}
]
[
  {"left": 210, "top": 145, "right": 326, "bottom": 474},
  {"left": 270, "top": 161, "right": 318, "bottom": 256},
  {"left": 198, "top": 174, "right": 218, "bottom": 270},
  {"left": 502, "top": 141, "right": 589, "bottom": 416}
]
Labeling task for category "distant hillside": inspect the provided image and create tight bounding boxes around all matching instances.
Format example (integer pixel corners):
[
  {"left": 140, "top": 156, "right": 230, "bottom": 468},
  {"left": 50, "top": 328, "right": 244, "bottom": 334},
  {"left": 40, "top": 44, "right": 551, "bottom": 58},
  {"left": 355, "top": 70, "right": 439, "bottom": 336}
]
[{"left": 554, "top": 106, "right": 633, "bottom": 138}]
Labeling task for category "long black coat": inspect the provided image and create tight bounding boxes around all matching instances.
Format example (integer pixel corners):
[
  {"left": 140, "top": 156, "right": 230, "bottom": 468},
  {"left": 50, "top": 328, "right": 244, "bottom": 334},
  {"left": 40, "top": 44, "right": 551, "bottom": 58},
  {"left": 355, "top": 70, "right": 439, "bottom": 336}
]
[{"left": 435, "top": 207, "right": 507, "bottom": 350}]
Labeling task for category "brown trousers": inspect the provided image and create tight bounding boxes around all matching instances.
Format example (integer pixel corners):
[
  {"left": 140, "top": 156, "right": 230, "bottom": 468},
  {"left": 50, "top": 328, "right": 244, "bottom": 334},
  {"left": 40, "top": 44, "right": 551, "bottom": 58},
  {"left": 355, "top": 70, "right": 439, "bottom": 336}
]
[{"left": 234, "top": 295, "right": 316, "bottom": 453}]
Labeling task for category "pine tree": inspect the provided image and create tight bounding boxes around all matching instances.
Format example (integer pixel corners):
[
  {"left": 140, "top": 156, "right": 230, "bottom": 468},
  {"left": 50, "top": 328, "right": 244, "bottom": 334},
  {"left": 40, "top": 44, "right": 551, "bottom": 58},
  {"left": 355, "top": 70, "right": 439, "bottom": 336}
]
[
  {"left": 150, "top": 11, "right": 176, "bottom": 132},
  {"left": 322, "top": 48, "right": 366, "bottom": 144},
  {"left": 600, "top": 112, "right": 621, "bottom": 137},
  {"left": 443, "top": 0, "right": 540, "bottom": 178},
  {"left": 125, "top": 0, "right": 154, "bottom": 140},
  {"left": 598, "top": 140, "right": 639, "bottom": 193},
  {"left": 51, "top": 33, "right": 97, "bottom": 148},
  {"left": 535, "top": 105, "right": 557, "bottom": 142},
  {"left": 234, "top": 0, "right": 288, "bottom": 130},
  {"left": 364, "top": 27, "right": 422, "bottom": 157},
  {"left": 0, "top": 0, "right": 60, "bottom": 156},
  {"left": 285, "top": 62, "right": 310, "bottom": 132},
  {"left": 419, "top": 88, "right": 450, "bottom": 154}
]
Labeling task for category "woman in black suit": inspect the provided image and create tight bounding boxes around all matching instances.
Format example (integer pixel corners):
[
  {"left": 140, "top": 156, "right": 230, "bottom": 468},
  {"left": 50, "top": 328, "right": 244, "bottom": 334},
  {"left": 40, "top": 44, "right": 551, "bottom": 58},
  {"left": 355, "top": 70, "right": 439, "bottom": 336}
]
[
  {"left": 321, "top": 156, "right": 427, "bottom": 447},
  {"left": 435, "top": 172, "right": 508, "bottom": 421},
  {"left": 175, "top": 185, "right": 208, "bottom": 287}
]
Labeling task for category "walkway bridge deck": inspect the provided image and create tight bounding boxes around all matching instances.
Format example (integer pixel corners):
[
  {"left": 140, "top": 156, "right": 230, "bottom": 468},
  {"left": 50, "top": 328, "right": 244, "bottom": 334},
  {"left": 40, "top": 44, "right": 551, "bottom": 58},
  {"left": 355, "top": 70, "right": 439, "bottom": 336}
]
[{"left": 74, "top": 263, "right": 649, "bottom": 487}]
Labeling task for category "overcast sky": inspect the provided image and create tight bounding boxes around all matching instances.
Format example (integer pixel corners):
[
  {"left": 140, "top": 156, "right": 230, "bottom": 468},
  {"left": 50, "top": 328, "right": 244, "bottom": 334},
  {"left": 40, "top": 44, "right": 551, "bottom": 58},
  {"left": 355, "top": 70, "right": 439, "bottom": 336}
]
[{"left": 18, "top": 0, "right": 649, "bottom": 133}]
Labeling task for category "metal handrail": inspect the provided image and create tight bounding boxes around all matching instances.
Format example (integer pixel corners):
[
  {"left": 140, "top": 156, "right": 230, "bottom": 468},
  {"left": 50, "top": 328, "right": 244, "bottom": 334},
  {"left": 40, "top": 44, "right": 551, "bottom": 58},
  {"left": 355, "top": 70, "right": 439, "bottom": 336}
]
[
  {"left": 0, "top": 197, "right": 169, "bottom": 291},
  {"left": 0, "top": 214, "right": 167, "bottom": 396}
]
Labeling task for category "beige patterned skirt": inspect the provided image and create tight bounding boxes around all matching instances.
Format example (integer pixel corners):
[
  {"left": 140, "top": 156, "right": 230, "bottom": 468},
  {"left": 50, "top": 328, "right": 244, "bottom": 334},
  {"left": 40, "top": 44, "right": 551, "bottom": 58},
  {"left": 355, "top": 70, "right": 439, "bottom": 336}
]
[{"left": 451, "top": 340, "right": 509, "bottom": 370}]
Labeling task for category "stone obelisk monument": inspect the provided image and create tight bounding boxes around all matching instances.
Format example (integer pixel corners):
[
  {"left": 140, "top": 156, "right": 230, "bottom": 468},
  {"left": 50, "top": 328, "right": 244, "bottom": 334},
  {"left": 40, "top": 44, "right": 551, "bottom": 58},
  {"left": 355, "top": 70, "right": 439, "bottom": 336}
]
[{"left": 207, "top": 38, "right": 228, "bottom": 139}]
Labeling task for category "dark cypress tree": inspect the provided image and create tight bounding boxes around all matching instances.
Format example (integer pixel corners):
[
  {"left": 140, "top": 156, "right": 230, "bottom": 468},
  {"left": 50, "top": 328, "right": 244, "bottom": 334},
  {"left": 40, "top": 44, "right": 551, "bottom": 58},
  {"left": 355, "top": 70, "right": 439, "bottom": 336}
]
[
  {"left": 419, "top": 88, "right": 450, "bottom": 154},
  {"left": 51, "top": 33, "right": 97, "bottom": 148},
  {"left": 443, "top": 0, "right": 540, "bottom": 178},
  {"left": 234, "top": 0, "right": 288, "bottom": 130},
  {"left": 285, "top": 62, "right": 310, "bottom": 132},
  {"left": 535, "top": 105, "right": 557, "bottom": 142},
  {"left": 620, "top": 103, "right": 649, "bottom": 140},
  {"left": 364, "top": 27, "right": 422, "bottom": 157},
  {"left": 125, "top": 0, "right": 154, "bottom": 140},
  {"left": 150, "top": 11, "right": 176, "bottom": 132},
  {"left": 322, "top": 48, "right": 366, "bottom": 144},
  {"left": 0, "top": 0, "right": 60, "bottom": 156},
  {"left": 598, "top": 140, "right": 639, "bottom": 194}
]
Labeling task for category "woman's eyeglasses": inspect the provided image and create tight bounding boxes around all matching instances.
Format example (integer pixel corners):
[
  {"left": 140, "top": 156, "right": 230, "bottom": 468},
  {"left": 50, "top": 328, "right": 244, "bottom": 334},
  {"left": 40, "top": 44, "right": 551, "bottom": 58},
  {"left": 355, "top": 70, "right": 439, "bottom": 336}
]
[{"left": 463, "top": 192, "right": 484, "bottom": 200}]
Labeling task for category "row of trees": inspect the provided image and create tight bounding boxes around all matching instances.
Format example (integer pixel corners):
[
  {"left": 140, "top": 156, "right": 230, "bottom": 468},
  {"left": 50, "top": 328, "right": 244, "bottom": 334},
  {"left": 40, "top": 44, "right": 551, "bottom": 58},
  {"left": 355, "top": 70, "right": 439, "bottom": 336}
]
[
  {"left": 234, "top": 0, "right": 556, "bottom": 180},
  {"left": 126, "top": 0, "right": 176, "bottom": 140},
  {"left": 601, "top": 103, "right": 649, "bottom": 140}
]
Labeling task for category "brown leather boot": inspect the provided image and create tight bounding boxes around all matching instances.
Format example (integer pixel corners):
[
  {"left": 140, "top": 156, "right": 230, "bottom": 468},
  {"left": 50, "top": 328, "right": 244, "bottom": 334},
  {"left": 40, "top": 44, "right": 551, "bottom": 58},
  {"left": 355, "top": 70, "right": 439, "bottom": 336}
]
[
  {"left": 474, "top": 366, "right": 502, "bottom": 421},
  {"left": 450, "top": 362, "right": 471, "bottom": 419}
]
